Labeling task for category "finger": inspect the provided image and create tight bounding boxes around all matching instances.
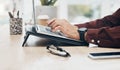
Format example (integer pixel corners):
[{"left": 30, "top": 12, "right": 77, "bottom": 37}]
[
  {"left": 55, "top": 26, "right": 69, "bottom": 37},
  {"left": 48, "top": 21, "right": 58, "bottom": 29},
  {"left": 47, "top": 18, "right": 56, "bottom": 26},
  {"left": 49, "top": 19, "right": 61, "bottom": 29},
  {"left": 52, "top": 26, "right": 61, "bottom": 32},
  {"left": 52, "top": 26, "right": 69, "bottom": 37},
  {"left": 52, "top": 26, "right": 64, "bottom": 33},
  {"left": 52, "top": 22, "right": 59, "bottom": 29}
]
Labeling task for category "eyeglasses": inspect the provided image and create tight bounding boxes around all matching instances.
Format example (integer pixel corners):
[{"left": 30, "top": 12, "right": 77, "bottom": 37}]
[{"left": 46, "top": 45, "right": 71, "bottom": 57}]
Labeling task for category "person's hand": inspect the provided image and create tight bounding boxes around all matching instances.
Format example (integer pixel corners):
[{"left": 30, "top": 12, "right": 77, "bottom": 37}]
[{"left": 48, "top": 19, "right": 80, "bottom": 40}]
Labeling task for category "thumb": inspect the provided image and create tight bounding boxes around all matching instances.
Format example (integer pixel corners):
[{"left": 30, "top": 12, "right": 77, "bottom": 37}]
[{"left": 53, "top": 26, "right": 67, "bottom": 35}]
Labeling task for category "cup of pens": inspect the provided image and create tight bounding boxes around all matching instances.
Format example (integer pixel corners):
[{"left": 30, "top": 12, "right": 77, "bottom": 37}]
[{"left": 9, "top": 11, "right": 23, "bottom": 35}]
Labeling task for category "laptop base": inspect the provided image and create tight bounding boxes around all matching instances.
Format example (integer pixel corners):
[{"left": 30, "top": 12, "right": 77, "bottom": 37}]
[{"left": 22, "top": 26, "right": 88, "bottom": 47}]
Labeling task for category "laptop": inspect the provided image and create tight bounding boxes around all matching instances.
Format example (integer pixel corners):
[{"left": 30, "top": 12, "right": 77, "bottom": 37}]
[{"left": 31, "top": 0, "right": 88, "bottom": 46}]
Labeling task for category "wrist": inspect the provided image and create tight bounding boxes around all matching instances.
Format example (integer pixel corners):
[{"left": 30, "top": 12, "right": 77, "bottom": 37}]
[
  {"left": 78, "top": 27, "right": 87, "bottom": 41},
  {"left": 84, "top": 32, "right": 87, "bottom": 41},
  {"left": 73, "top": 25, "right": 78, "bottom": 30}
]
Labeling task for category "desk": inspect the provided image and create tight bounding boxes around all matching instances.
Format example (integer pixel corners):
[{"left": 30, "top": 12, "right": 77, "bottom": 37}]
[{"left": 0, "top": 24, "right": 120, "bottom": 70}]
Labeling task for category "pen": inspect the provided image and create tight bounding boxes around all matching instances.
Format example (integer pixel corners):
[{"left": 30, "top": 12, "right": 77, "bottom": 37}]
[
  {"left": 17, "top": 10, "right": 19, "bottom": 18},
  {"left": 8, "top": 12, "right": 14, "bottom": 18}
]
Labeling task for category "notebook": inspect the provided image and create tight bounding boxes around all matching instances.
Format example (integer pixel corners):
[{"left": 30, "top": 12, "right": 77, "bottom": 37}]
[{"left": 31, "top": 0, "right": 88, "bottom": 46}]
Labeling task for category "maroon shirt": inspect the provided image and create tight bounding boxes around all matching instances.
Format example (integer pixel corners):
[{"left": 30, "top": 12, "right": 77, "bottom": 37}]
[{"left": 75, "top": 8, "right": 120, "bottom": 48}]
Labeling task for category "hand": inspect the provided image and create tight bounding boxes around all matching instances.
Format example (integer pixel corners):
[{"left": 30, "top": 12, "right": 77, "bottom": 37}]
[{"left": 48, "top": 19, "right": 80, "bottom": 40}]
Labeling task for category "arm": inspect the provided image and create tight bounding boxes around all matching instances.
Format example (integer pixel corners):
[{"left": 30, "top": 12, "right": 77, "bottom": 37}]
[
  {"left": 48, "top": 8, "right": 120, "bottom": 48},
  {"left": 76, "top": 8, "right": 120, "bottom": 47}
]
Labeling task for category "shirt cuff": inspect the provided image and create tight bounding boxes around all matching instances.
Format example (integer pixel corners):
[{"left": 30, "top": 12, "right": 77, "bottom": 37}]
[{"left": 85, "top": 29, "right": 99, "bottom": 44}]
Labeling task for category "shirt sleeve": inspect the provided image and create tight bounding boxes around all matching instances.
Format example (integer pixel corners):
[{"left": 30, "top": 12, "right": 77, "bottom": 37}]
[
  {"left": 85, "top": 26, "right": 120, "bottom": 48},
  {"left": 75, "top": 8, "right": 120, "bottom": 48}
]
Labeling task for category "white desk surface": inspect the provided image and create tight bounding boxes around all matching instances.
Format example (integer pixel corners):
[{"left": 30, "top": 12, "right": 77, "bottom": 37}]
[{"left": 0, "top": 24, "right": 120, "bottom": 70}]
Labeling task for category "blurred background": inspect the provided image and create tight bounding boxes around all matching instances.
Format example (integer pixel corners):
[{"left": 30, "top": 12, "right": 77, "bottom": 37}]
[{"left": 0, "top": 0, "right": 120, "bottom": 26}]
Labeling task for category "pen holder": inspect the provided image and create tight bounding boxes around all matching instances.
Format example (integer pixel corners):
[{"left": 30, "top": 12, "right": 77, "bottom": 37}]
[{"left": 9, "top": 18, "right": 23, "bottom": 35}]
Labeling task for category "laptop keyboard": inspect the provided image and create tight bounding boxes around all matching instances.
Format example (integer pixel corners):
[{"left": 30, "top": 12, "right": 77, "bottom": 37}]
[
  {"left": 35, "top": 25, "right": 80, "bottom": 42},
  {"left": 36, "top": 25, "right": 65, "bottom": 36}
]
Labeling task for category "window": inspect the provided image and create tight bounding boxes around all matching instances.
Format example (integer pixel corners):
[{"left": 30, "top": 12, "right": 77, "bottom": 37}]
[
  {"left": 58, "top": 0, "right": 120, "bottom": 24},
  {"left": 1, "top": 0, "right": 120, "bottom": 25},
  {"left": 68, "top": 4, "right": 100, "bottom": 23}
]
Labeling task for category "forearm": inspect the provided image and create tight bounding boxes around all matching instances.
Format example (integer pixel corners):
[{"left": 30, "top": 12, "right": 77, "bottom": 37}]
[{"left": 75, "top": 16, "right": 115, "bottom": 29}]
